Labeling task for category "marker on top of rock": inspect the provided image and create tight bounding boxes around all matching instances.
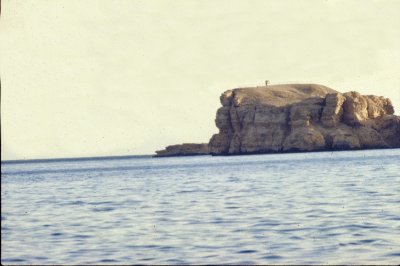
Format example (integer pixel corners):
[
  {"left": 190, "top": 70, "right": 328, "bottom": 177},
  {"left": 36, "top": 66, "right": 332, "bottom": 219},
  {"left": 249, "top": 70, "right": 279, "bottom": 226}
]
[{"left": 154, "top": 82, "right": 400, "bottom": 157}]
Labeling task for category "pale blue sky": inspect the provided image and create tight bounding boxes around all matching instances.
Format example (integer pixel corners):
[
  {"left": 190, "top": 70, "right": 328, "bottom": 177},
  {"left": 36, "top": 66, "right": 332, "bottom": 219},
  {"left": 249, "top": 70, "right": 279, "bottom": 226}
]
[{"left": 1, "top": 0, "right": 399, "bottom": 160}]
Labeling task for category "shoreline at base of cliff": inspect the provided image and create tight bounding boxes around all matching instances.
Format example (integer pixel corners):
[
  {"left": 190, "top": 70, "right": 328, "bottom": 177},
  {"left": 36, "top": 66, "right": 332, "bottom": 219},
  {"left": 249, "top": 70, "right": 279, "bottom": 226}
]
[
  {"left": 209, "top": 146, "right": 400, "bottom": 156},
  {"left": 154, "top": 146, "right": 400, "bottom": 158}
]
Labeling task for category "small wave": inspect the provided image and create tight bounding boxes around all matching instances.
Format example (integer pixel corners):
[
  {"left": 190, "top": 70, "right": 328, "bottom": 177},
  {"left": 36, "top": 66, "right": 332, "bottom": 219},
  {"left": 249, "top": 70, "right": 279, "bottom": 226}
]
[
  {"left": 67, "top": 200, "right": 86, "bottom": 206},
  {"left": 278, "top": 227, "right": 312, "bottom": 232},
  {"left": 98, "top": 259, "right": 119, "bottom": 263},
  {"left": 262, "top": 255, "right": 283, "bottom": 260},
  {"left": 139, "top": 257, "right": 155, "bottom": 261},
  {"left": 177, "top": 190, "right": 197, "bottom": 194},
  {"left": 91, "top": 207, "right": 115, "bottom": 212},
  {"left": 253, "top": 221, "right": 281, "bottom": 227},
  {"left": 386, "top": 252, "right": 400, "bottom": 257},
  {"left": 88, "top": 201, "right": 114, "bottom": 205},
  {"left": 159, "top": 246, "right": 176, "bottom": 251},
  {"left": 34, "top": 256, "right": 49, "bottom": 260},
  {"left": 167, "top": 259, "right": 187, "bottom": 264},
  {"left": 73, "top": 234, "right": 93, "bottom": 239},
  {"left": 212, "top": 219, "right": 226, "bottom": 224},
  {"left": 359, "top": 239, "right": 376, "bottom": 244},
  {"left": 126, "top": 244, "right": 159, "bottom": 249},
  {"left": 237, "top": 249, "right": 257, "bottom": 254},
  {"left": 1, "top": 258, "right": 27, "bottom": 263}
]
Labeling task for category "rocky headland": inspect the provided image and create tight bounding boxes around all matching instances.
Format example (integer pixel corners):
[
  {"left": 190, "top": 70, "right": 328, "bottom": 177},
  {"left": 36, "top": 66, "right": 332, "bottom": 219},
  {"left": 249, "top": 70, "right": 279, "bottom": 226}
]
[
  {"left": 155, "top": 143, "right": 209, "bottom": 157},
  {"left": 155, "top": 83, "right": 399, "bottom": 157}
]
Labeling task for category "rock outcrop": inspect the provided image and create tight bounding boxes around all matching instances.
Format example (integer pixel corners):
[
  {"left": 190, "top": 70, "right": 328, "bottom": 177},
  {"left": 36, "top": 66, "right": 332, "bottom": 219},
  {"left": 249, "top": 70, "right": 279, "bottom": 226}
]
[
  {"left": 154, "top": 143, "right": 209, "bottom": 157},
  {"left": 209, "top": 84, "right": 400, "bottom": 155}
]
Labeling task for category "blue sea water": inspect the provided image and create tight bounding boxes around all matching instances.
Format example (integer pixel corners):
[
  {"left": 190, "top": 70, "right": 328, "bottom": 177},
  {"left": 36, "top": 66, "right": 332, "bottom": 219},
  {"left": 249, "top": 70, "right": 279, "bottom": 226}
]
[{"left": 1, "top": 149, "right": 400, "bottom": 264}]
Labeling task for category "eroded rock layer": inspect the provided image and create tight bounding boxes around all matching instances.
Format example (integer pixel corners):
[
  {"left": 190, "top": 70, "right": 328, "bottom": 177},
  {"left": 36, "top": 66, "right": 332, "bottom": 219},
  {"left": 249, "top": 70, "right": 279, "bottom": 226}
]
[{"left": 209, "top": 84, "right": 399, "bottom": 155}]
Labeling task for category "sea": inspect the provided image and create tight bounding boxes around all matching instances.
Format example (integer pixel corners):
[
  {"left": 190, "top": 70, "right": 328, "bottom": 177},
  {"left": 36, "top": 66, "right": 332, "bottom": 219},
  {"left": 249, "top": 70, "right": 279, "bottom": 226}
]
[{"left": 1, "top": 149, "right": 400, "bottom": 265}]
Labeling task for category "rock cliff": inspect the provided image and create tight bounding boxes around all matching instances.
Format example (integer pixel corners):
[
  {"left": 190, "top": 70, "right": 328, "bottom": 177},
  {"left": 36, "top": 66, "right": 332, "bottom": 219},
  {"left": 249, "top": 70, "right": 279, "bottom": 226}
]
[
  {"left": 209, "top": 84, "right": 399, "bottom": 155},
  {"left": 155, "top": 143, "right": 209, "bottom": 157}
]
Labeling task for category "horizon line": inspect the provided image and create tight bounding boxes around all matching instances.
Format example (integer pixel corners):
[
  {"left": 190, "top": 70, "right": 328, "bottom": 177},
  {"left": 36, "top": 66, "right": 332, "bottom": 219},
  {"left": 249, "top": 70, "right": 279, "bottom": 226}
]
[{"left": 1, "top": 154, "right": 154, "bottom": 164}]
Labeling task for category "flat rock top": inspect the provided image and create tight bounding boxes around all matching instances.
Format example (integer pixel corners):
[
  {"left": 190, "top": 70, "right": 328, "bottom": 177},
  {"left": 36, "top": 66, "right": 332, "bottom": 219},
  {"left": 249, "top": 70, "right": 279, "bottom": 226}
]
[{"left": 232, "top": 84, "right": 338, "bottom": 107}]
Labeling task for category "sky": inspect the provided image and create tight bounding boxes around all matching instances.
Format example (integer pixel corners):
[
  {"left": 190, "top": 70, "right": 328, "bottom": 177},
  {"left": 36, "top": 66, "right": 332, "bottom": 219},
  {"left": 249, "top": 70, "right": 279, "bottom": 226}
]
[{"left": 1, "top": 0, "right": 400, "bottom": 160}]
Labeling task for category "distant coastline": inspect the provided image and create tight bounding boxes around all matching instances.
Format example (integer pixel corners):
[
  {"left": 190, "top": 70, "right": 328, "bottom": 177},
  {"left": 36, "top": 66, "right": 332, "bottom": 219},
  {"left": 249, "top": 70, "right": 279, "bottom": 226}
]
[{"left": 1, "top": 154, "right": 153, "bottom": 164}]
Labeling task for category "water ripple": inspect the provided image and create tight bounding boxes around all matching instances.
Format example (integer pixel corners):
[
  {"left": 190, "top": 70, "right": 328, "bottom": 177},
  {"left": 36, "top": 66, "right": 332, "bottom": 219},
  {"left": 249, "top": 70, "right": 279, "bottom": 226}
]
[{"left": 2, "top": 149, "right": 400, "bottom": 264}]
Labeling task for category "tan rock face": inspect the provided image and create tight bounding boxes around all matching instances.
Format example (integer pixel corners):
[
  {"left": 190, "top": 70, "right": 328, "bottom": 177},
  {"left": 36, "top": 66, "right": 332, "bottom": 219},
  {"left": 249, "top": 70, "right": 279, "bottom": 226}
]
[
  {"left": 331, "top": 130, "right": 361, "bottom": 149},
  {"left": 209, "top": 83, "right": 399, "bottom": 154},
  {"left": 374, "top": 115, "right": 400, "bottom": 147},
  {"left": 342, "top": 91, "right": 370, "bottom": 125},
  {"left": 321, "top": 93, "right": 346, "bottom": 127},
  {"left": 283, "top": 127, "right": 326, "bottom": 151},
  {"left": 155, "top": 143, "right": 209, "bottom": 157}
]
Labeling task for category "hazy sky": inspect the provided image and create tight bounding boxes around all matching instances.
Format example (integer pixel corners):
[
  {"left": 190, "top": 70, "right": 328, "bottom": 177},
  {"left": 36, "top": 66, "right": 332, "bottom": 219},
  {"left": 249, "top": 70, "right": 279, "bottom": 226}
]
[{"left": 1, "top": 0, "right": 400, "bottom": 160}]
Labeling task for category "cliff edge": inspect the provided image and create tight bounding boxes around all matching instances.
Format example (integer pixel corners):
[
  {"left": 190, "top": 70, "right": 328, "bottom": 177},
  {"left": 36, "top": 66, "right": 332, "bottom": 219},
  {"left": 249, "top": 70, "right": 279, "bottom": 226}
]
[{"left": 209, "top": 84, "right": 399, "bottom": 155}]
